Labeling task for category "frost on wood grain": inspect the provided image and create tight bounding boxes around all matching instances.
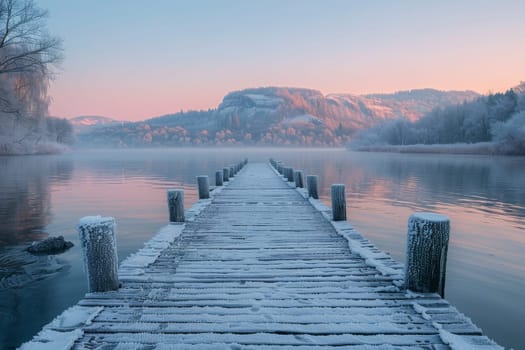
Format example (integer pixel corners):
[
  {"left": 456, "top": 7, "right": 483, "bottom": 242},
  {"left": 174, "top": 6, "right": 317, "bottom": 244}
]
[
  {"left": 197, "top": 175, "right": 210, "bottom": 199},
  {"left": 20, "top": 306, "right": 102, "bottom": 349},
  {"left": 167, "top": 189, "right": 184, "bottom": 222},
  {"left": 331, "top": 184, "right": 346, "bottom": 221},
  {"left": 78, "top": 216, "right": 119, "bottom": 293},
  {"left": 293, "top": 170, "right": 304, "bottom": 188},
  {"left": 306, "top": 175, "right": 319, "bottom": 199},
  {"left": 119, "top": 224, "right": 185, "bottom": 276},
  {"left": 215, "top": 170, "right": 223, "bottom": 186},
  {"left": 19, "top": 329, "right": 83, "bottom": 350},
  {"left": 405, "top": 212, "right": 450, "bottom": 296}
]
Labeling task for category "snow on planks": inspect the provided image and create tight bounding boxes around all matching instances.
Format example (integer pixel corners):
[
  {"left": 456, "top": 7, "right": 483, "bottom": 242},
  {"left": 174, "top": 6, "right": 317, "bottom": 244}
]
[{"left": 22, "top": 163, "right": 502, "bottom": 350}]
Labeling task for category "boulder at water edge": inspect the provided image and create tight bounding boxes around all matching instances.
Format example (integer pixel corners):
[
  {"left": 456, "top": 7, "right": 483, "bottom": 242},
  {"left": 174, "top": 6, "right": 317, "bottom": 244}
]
[{"left": 26, "top": 235, "right": 74, "bottom": 254}]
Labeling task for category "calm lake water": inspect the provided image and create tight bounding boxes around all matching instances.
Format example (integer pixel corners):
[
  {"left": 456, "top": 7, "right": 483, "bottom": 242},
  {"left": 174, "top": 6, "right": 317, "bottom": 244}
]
[{"left": 0, "top": 148, "right": 523, "bottom": 349}]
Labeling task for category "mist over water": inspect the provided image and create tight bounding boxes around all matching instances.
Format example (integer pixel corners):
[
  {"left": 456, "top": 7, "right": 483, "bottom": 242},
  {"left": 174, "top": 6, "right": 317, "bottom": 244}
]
[{"left": 0, "top": 148, "right": 523, "bottom": 349}]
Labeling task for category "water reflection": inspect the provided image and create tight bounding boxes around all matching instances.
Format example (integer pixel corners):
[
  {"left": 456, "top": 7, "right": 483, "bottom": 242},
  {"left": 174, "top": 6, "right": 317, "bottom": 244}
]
[{"left": 0, "top": 156, "right": 73, "bottom": 247}]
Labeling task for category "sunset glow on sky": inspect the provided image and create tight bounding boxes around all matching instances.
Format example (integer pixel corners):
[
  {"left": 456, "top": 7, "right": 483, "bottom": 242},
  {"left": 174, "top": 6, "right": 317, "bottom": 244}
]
[{"left": 39, "top": 0, "right": 525, "bottom": 121}]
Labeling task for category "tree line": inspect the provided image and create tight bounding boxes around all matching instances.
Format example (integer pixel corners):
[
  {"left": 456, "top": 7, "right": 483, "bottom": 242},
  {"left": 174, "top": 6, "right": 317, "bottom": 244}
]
[
  {"left": 0, "top": 0, "right": 72, "bottom": 155},
  {"left": 352, "top": 85, "right": 525, "bottom": 155}
]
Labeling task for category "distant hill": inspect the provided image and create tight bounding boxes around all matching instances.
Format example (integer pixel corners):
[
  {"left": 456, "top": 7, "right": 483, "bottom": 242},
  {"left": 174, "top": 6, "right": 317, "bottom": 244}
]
[
  {"left": 352, "top": 82, "right": 525, "bottom": 154},
  {"left": 76, "top": 87, "right": 479, "bottom": 147},
  {"left": 69, "top": 116, "right": 122, "bottom": 133}
]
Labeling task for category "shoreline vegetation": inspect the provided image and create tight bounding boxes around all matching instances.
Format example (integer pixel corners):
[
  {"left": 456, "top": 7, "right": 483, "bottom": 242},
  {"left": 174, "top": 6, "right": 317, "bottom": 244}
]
[
  {"left": 351, "top": 142, "right": 506, "bottom": 155},
  {"left": 351, "top": 85, "right": 525, "bottom": 156}
]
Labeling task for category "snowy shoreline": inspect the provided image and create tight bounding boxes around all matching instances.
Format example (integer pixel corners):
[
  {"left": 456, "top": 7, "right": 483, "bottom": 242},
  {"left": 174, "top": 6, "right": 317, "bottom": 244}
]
[{"left": 352, "top": 142, "right": 513, "bottom": 155}]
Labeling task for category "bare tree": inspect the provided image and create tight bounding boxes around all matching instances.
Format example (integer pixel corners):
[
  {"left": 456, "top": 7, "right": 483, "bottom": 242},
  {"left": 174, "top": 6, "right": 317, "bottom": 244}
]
[
  {"left": 0, "top": 0, "right": 68, "bottom": 154},
  {"left": 0, "top": 0, "right": 62, "bottom": 76}
]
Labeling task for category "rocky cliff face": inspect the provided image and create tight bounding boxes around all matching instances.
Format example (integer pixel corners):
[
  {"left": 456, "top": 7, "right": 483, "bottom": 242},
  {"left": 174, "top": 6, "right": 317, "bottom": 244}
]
[{"left": 76, "top": 87, "right": 479, "bottom": 147}]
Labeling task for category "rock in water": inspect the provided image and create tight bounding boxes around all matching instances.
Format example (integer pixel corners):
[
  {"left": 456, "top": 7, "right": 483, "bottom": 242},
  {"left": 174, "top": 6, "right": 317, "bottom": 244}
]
[{"left": 26, "top": 236, "right": 74, "bottom": 254}]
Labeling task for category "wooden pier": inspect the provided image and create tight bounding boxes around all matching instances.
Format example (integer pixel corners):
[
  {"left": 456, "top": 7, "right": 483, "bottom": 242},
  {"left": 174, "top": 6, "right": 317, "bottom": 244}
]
[{"left": 22, "top": 162, "right": 502, "bottom": 349}]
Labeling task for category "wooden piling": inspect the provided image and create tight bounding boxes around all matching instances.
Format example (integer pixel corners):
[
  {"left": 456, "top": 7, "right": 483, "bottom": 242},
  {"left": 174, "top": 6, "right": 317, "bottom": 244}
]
[
  {"left": 215, "top": 171, "right": 223, "bottom": 186},
  {"left": 167, "top": 189, "right": 185, "bottom": 222},
  {"left": 230, "top": 166, "right": 235, "bottom": 177},
  {"left": 78, "top": 216, "right": 119, "bottom": 293},
  {"left": 286, "top": 167, "right": 294, "bottom": 182},
  {"left": 197, "top": 175, "right": 210, "bottom": 199},
  {"left": 294, "top": 170, "right": 304, "bottom": 188},
  {"left": 405, "top": 212, "right": 450, "bottom": 297},
  {"left": 223, "top": 167, "right": 230, "bottom": 182},
  {"left": 306, "top": 175, "right": 319, "bottom": 199},
  {"left": 331, "top": 184, "right": 346, "bottom": 221}
]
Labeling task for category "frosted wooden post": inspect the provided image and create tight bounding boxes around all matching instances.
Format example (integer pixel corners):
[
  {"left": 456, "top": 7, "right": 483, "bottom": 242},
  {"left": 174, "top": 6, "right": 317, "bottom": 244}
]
[
  {"left": 405, "top": 212, "right": 450, "bottom": 297},
  {"left": 293, "top": 170, "right": 304, "bottom": 188},
  {"left": 78, "top": 216, "right": 119, "bottom": 293},
  {"left": 307, "top": 175, "right": 319, "bottom": 199},
  {"left": 223, "top": 167, "right": 229, "bottom": 182},
  {"left": 289, "top": 168, "right": 295, "bottom": 182},
  {"left": 197, "top": 175, "right": 210, "bottom": 199},
  {"left": 331, "top": 184, "right": 346, "bottom": 221},
  {"left": 229, "top": 166, "right": 235, "bottom": 177},
  {"left": 277, "top": 163, "right": 283, "bottom": 174},
  {"left": 215, "top": 170, "right": 223, "bottom": 186},
  {"left": 286, "top": 167, "right": 294, "bottom": 182},
  {"left": 167, "top": 189, "right": 185, "bottom": 222}
]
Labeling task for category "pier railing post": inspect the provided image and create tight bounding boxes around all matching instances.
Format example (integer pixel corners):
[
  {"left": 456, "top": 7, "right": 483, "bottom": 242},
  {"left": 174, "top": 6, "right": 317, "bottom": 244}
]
[
  {"left": 293, "top": 170, "right": 304, "bottom": 188},
  {"left": 306, "top": 175, "right": 319, "bottom": 199},
  {"left": 331, "top": 184, "right": 346, "bottom": 221},
  {"left": 215, "top": 170, "right": 223, "bottom": 186},
  {"left": 78, "top": 216, "right": 119, "bottom": 293},
  {"left": 286, "top": 167, "right": 294, "bottom": 182},
  {"left": 229, "top": 166, "right": 235, "bottom": 177},
  {"left": 223, "top": 167, "right": 229, "bottom": 182},
  {"left": 167, "top": 189, "right": 185, "bottom": 222},
  {"left": 405, "top": 212, "right": 450, "bottom": 297},
  {"left": 197, "top": 175, "right": 210, "bottom": 199}
]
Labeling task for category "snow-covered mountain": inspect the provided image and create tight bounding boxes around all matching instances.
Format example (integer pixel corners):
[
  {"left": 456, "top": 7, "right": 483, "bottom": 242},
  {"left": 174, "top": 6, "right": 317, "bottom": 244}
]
[
  {"left": 69, "top": 116, "right": 122, "bottom": 133},
  {"left": 77, "top": 87, "right": 479, "bottom": 147}
]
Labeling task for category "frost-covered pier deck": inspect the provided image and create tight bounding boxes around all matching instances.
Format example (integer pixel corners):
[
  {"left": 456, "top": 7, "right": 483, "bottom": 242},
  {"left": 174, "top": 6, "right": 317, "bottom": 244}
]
[{"left": 23, "top": 163, "right": 501, "bottom": 349}]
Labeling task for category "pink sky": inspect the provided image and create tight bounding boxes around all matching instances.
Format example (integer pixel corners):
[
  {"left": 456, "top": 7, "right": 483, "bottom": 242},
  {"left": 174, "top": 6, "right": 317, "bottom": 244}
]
[{"left": 40, "top": 0, "right": 525, "bottom": 122}]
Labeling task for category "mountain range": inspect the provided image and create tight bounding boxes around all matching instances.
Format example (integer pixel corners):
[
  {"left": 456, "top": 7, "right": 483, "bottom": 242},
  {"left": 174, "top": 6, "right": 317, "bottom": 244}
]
[{"left": 74, "top": 87, "right": 479, "bottom": 147}]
